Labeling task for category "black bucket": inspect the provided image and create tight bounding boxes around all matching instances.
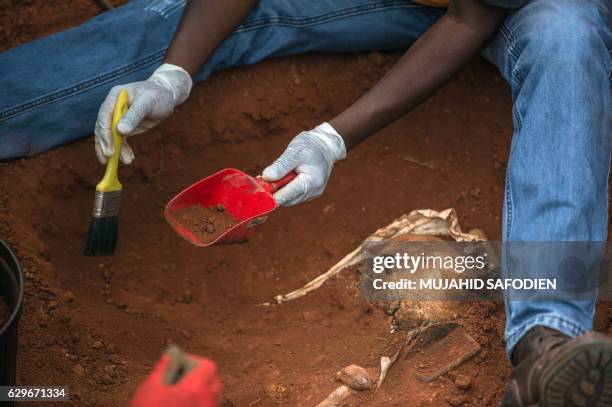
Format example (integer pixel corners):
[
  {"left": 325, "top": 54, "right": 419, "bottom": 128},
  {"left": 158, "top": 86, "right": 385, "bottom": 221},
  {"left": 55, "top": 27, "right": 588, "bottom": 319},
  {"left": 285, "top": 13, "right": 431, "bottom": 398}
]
[{"left": 0, "top": 240, "right": 24, "bottom": 392}]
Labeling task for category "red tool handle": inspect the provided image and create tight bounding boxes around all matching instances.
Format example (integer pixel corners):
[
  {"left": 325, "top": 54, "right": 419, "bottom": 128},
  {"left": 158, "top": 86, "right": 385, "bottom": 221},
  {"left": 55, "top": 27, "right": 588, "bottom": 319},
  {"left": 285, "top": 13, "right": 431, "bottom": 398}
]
[{"left": 256, "top": 171, "right": 298, "bottom": 195}]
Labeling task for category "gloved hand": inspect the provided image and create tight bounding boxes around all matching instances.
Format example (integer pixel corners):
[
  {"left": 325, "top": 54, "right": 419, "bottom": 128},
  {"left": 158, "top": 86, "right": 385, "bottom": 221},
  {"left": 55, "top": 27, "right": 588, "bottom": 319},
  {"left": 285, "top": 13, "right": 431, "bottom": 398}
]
[
  {"left": 130, "top": 346, "right": 222, "bottom": 407},
  {"left": 94, "top": 63, "right": 192, "bottom": 164},
  {"left": 262, "top": 122, "right": 346, "bottom": 207}
]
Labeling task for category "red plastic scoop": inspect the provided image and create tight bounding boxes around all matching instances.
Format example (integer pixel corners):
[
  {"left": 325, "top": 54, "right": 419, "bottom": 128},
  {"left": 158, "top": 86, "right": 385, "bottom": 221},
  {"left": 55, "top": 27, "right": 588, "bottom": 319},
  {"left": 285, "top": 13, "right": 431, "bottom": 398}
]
[{"left": 164, "top": 168, "right": 296, "bottom": 247}]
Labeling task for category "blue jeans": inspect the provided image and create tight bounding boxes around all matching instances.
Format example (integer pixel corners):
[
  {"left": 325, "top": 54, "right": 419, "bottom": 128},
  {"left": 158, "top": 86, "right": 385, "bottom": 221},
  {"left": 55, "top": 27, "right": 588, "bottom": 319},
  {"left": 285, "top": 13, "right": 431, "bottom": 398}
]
[
  {"left": 481, "top": 0, "right": 611, "bottom": 356},
  {"left": 1, "top": 0, "right": 610, "bottom": 356}
]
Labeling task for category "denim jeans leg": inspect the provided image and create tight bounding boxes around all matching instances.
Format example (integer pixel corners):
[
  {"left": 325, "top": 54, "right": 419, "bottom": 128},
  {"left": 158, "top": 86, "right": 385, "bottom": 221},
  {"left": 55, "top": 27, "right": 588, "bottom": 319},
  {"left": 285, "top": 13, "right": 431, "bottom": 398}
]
[
  {"left": 0, "top": 0, "right": 443, "bottom": 160},
  {"left": 194, "top": 0, "right": 444, "bottom": 81},
  {"left": 483, "top": 0, "right": 612, "bottom": 357},
  {"left": 0, "top": 0, "right": 188, "bottom": 159}
]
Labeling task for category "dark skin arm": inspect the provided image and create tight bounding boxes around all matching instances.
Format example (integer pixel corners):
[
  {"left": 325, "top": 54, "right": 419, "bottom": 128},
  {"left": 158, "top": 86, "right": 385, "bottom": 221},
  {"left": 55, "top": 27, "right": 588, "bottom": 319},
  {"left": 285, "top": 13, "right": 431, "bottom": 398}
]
[
  {"left": 329, "top": 0, "right": 508, "bottom": 150},
  {"left": 163, "top": 0, "right": 505, "bottom": 148},
  {"left": 164, "top": 0, "right": 259, "bottom": 76}
]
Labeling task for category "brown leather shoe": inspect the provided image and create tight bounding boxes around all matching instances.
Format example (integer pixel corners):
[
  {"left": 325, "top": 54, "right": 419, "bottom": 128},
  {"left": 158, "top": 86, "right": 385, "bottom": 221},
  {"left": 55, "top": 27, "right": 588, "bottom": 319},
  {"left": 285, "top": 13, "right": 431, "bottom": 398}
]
[{"left": 502, "top": 326, "right": 612, "bottom": 406}]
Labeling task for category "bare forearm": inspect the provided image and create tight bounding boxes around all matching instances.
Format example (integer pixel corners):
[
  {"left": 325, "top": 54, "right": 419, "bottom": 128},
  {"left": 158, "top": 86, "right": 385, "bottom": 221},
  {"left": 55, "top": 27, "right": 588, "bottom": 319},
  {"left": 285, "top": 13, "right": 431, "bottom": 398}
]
[
  {"left": 330, "top": 0, "right": 507, "bottom": 150},
  {"left": 165, "top": 0, "right": 259, "bottom": 76}
]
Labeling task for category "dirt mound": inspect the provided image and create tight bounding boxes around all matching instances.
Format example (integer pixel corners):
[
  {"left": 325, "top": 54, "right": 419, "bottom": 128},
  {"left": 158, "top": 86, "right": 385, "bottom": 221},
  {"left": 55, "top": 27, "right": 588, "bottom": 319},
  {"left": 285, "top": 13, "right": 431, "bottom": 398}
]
[{"left": 2, "top": 2, "right": 611, "bottom": 406}]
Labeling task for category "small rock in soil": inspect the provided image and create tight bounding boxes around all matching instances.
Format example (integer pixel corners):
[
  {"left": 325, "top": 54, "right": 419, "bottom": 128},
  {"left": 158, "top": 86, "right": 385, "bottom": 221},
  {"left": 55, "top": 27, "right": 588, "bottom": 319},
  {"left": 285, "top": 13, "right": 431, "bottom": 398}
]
[
  {"left": 103, "top": 364, "right": 115, "bottom": 374},
  {"left": 96, "top": 372, "right": 113, "bottom": 385},
  {"left": 72, "top": 364, "right": 86, "bottom": 377},
  {"left": 62, "top": 291, "right": 75, "bottom": 303},
  {"left": 335, "top": 364, "right": 373, "bottom": 391},
  {"left": 263, "top": 382, "right": 288, "bottom": 401},
  {"left": 454, "top": 374, "right": 472, "bottom": 390},
  {"left": 446, "top": 395, "right": 469, "bottom": 406}
]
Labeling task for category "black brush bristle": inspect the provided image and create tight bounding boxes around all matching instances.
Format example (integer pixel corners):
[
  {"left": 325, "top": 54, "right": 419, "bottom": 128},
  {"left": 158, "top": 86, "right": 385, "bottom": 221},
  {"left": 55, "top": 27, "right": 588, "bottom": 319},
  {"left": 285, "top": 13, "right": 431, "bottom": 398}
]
[{"left": 84, "top": 216, "right": 118, "bottom": 256}]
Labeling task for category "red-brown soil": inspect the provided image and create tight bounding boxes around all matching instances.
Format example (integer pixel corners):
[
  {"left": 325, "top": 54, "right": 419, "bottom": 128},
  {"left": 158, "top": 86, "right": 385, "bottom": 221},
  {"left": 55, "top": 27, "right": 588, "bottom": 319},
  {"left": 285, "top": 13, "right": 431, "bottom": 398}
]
[
  {"left": 1, "top": 2, "right": 611, "bottom": 406},
  {"left": 175, "top": 205, "right": 237, "bottom": 244}
]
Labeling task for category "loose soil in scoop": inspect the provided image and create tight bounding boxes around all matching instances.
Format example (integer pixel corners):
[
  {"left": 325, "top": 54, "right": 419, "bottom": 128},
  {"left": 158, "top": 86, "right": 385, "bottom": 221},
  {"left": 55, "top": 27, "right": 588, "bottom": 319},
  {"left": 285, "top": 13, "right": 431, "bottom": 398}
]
[
  {"left": 175, "top": 205, "right": 237, "bottom": 244},
  {"left": 0, "top": 297, "right": 10, "bottom": 329},
  {"left": 2, "top": 2, "right": 611, "bottom": 406}
]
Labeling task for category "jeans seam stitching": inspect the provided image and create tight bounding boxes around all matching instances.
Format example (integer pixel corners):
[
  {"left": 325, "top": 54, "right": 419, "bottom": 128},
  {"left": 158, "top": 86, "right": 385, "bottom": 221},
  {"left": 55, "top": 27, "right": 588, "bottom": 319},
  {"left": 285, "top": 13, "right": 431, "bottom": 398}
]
[
  {"left": 505, "top": 169, "right": 513, "bottom": 240},
  {"left": 498, "top": 23, "right": 524, "bottom": 239},
  {"left": 499, "top": 24, "right": 525, "bottom": 87},
  {"left": 0, "top": 50, "right": 166, "bottom": 122},
  {"left": 235, "top": 2, "right": 425, "bottom": 32}
]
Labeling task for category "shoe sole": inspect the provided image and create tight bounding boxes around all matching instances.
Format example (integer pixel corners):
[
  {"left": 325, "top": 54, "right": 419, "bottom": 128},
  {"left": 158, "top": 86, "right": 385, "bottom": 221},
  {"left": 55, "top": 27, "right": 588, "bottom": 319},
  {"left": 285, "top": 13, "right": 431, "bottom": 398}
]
[{"left": 539, "top": 335, "right": 612, "bottom": 407}]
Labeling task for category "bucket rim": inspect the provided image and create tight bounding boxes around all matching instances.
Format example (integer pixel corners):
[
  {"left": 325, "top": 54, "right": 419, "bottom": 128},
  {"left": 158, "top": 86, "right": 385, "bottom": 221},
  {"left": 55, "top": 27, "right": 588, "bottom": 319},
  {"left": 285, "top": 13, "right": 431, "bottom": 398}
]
[{"left": 0, "top": 239, "right": 24, "bottom": 337}]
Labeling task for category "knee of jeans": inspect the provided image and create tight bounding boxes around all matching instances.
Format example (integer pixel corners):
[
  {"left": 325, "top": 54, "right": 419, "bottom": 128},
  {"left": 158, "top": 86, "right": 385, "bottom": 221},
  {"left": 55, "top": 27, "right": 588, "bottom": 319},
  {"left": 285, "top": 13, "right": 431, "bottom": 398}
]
[{"left": 523, "top": 1, "right": 609, "bottom": 69}]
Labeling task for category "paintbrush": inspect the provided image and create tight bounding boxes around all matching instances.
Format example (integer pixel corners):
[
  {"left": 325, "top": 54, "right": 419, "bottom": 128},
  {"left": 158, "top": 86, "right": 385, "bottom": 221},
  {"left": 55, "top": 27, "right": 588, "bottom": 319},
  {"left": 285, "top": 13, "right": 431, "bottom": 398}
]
[{"left": 84, "top": 89, "right": 129, "bottom": 256}]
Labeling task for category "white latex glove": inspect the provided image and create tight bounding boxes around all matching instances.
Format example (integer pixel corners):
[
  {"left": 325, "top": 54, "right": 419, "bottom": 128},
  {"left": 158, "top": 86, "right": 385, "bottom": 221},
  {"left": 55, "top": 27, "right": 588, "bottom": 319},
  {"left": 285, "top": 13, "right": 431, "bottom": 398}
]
[
  {"left": 262, "top": 122, "right": 347, "bottom": 207},
  {"left": 94, "top": 63, "right": 192, "bottom": 164}
]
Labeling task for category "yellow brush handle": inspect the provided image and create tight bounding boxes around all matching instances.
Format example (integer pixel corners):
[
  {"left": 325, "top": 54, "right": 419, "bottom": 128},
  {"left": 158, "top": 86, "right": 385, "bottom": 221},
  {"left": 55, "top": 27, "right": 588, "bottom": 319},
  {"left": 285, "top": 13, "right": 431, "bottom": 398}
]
[{"left": 96, "top": 90, "right": 129, "bottom": 192}]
